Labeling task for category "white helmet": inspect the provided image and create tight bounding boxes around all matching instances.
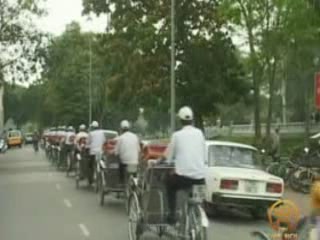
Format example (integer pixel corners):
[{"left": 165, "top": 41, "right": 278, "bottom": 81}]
[
  {"left": 68, "top": 126, "right": 73, "bottom": 131},
  {"left": 120, "top": 120, "right": 130, "bottom": 129},
  {"left": 178, "top": 106, "right": 193, "bottom": 121},
  {"left": 79, "top": 124, "right": 86, "bottom": 130},
  {"left": 91, "top": 121, "right": 99, "bottom": 128}
]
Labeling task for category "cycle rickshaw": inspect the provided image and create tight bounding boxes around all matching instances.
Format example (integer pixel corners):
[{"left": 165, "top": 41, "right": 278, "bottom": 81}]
[
  {"left": 97, "top": 137, "right": 138, "bottom": 207},
  {"left": 75, "top": 137, "right": 91, "bottom": 189},
  {"left": 128, "top": 142, "right": 209, "bottom": 240}
]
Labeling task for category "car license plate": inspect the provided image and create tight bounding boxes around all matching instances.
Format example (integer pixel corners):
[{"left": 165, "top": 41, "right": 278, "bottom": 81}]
[{"left": 245, "top": 181, "right": 258, "bottom": 193}]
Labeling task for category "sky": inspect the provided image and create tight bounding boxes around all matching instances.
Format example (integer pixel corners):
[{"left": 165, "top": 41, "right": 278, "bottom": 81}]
[{"left": 36, "top": 0, "right": 107, "bottom": 35}]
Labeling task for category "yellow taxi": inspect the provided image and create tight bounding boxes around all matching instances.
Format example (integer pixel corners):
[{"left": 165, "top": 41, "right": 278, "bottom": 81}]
[{"left": 7, "top": 130, "right": 23, "bottom": 148}]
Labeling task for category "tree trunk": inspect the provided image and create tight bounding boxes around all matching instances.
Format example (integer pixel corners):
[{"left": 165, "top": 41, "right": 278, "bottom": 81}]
[
  {"left": 247, "top": 17, "right": 261, "bottom": 143},
  {"left": 305, "top": 74, "right": 311, "bottom": 146},
  {"left": 266, "top": 61, "right": 277, "bottom": 138},
  {"left": 194, "top": 111, "right": 204, "bottom": 132},
  {"left": 237, "top": 0, "right": 261, "bottom": 143},
  {"left": 0, "top": 82, "right": 4, "bottom": 132},
  {"left": 253, "top": 71, "right": 261, "bottom": 142}
]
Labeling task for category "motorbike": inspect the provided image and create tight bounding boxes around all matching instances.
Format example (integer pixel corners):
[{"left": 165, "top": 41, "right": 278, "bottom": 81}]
[{"left": 288, "top": 147, "right": 320, "bottom": 193}]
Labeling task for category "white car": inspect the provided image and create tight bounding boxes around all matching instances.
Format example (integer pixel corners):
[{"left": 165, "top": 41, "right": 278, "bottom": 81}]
[
  {"left": 204, "top": 141, "right": 284, "bottom": 218},
  {"left": 102, "top": 130, "right": 118, "bottom": 140}
]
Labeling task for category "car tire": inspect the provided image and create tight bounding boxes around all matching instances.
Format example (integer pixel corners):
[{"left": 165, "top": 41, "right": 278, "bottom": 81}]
[{"left": 203, "top": 201, "right": 218, "bottom": 218}]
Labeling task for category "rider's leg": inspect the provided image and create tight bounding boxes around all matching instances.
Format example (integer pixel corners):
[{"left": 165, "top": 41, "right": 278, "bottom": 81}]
[
  {"left": 119, "top": 162, "right": 127, "bottom": 184},
  {"left": 88, "top": 155, "right": 95, "bottom": 185},
  {"left": 166, "top": 174, "right": 193, "bottom": 222},
  {"left": 166, "top": 174, "right": 205, "bottom": 223}
]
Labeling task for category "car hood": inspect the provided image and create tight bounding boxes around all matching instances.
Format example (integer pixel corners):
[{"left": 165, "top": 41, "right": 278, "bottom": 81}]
[{"left": 207, "top": 166, "right": 282, "bottom": 183}]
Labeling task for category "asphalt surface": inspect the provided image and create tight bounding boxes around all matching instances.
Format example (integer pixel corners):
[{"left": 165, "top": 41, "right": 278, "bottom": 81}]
[{"left": 0, "top": 147, "right": 309, "bottom": 240}]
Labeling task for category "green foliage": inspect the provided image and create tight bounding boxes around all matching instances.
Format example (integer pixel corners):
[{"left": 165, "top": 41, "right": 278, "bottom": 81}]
[
  {"left": 0, "top": 0, "right": 46, "bottom": 82},
  {"left": 83, "top": 0, "right": 248, "bottom": 130},
  {"left": 43, "top": 22, "right": 93, "bottom": 127}
]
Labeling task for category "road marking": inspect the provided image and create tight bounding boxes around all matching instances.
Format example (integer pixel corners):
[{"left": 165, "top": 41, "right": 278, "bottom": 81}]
[
  {"left": 63, "top": 199, "right": 72, "bottom": 208},
  {"left": 56, "top": 184, "right": 61, "bottom": 190},
  {"left": 48, "top": 173, "right": 53, "bottom": 177},
  {"left": 79, "top": 224, "right": 90, "bottom": 237}
]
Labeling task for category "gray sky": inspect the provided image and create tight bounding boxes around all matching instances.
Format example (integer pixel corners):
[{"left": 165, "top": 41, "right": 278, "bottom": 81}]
[{"left": 37, "top": 0, "right": 107, "bottom": 35}]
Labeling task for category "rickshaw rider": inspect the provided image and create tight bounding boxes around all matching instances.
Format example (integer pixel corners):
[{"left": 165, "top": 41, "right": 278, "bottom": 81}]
[
  {"left": 75, "top": 124, "right": 88, "bottom": 152},
  {"left": 114, "top": 120, "right": 140, "bottom": 184},
  {"left": 65, "top": 126, "right": 76, "bottom": 157},
  {"left": 162, "top": 106, "right": 206, "bottom": 224},
  {"left": 88, "top": 121, "right": 106, "bottom": 185},
  {"left": 75, "top": 124, "right": 89, "bottom": 179}
]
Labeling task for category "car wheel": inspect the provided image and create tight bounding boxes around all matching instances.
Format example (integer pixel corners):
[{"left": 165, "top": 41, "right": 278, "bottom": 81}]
[{"left": 203, "top": 201, "right": 218, "bottom": 218}]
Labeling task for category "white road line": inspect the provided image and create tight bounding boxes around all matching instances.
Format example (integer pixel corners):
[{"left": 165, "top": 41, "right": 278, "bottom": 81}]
[
  {"left": 56, "top": 184, "right": 61, "bottom": 190},
  {"left": 79, "top": 224, "right": 90, "bottom": 237},
  {"left": 63, "top": 199, "right": 72, "bottom": 208}
]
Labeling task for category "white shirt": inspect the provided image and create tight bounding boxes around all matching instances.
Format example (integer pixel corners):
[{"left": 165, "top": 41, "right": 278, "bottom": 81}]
[
  {"left": 115, "top": 131, "right": 140, "bottom": 165},
  {"left": 88, "top": 129, "right": 106, "bottom": 155},
  {"left": 75, "top": 131, "right": 89, "bottom": 150},
  {"left": 57, "top": 131, "right": 66, "bottom": 143},
  {"left": 65, "top": 131, "right": 76, "bottom": 145},
  {"left": 166, "top": 125, "right": 206, "bottom": 179}
]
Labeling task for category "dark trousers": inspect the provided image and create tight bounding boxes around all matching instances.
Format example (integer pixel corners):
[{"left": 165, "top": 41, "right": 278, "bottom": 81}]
[
  {"left": 119, "top": 163, "right": 127, "bottom": 184},
  {"left": 166, "top": 174, "right": 205, "bottom": 217},
  {"left": 88, "top": 155, "right": 96, "bottom": 184}
]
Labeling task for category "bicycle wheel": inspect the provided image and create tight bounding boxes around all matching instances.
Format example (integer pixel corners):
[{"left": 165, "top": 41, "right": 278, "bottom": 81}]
[
  {"left": 75, "top": 161, "right": 80, "bottom": 189},
  {"left": 66, "top": 153, "right": 71, "bottom": 177},
  {"left": 187, "top": 205, "right": 208, "bottom": 240},
  {"left": 128, "top": 193, "right": 142, "bottom": 240},
  {"left": 298, "top": 170, "right": 313, "bottom": 194}
]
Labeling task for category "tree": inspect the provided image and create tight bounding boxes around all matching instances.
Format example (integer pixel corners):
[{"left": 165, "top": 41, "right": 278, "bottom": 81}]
[
  {"left": 0, "top": 0, "right": 45, "bottom": 130},
  {"left": 43, "top": 22, "right": 95, "bottom": 127},
  {"left": 83, "top": 0, "right": 248, "bottom": 131}
]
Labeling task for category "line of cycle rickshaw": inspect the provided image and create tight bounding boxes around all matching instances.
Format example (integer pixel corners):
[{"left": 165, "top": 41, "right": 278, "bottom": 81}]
[{"left": 43, "top": 137, "right": 209, "bottom": 240}]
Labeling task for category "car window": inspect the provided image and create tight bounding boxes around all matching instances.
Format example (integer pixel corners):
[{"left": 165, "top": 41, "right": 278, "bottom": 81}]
[
  {"left": 208, "top": 145, "right": 260, "bottom": 169},
  {"left": 8, "top": 131, "right": 21, "bottom": 138},
  {"left": 104, "top": 132, "right": 118, "bottom": 140}
]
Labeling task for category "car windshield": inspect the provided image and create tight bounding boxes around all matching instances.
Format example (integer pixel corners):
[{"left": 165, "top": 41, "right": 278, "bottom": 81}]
[
  {"left": 104, "top": 132, "right": 118, "bottom": 140},
  {"left": 8, "top": 131, "right": 21, "bottom": 138},
  {"left": 208, "top": 145, "right": 260, "bottom": 169}
]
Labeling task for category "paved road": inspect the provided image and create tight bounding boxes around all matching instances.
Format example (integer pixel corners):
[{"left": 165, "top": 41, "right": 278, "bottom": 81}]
[{"left": 0, "top": 147, "right": 309, "bottom": 240}]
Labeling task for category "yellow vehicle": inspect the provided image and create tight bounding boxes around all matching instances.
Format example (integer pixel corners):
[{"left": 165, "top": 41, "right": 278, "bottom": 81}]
[{"left": 7, "top": 130, "right": 23, "bottom": 148}]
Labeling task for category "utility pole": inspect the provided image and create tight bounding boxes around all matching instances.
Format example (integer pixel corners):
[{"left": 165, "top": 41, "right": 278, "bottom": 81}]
[
  {"left": 89, "top": 35, "right": 93, "bottom": 126},
  {"left": 170, "top": 0, "right": 176, "bottom": 134}
]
